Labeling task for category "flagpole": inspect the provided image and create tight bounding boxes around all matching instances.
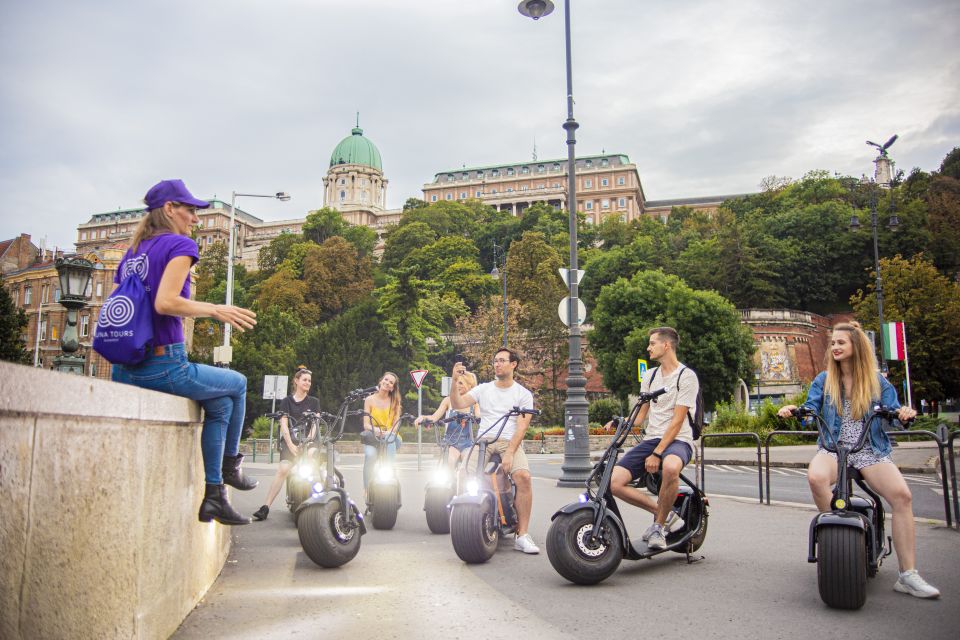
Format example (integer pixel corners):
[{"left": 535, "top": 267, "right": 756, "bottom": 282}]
[{"left": 901, "top": 323, "right": 913, "bottom": 408}]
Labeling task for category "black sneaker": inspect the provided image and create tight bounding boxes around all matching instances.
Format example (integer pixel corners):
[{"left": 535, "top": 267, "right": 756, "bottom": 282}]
[{"left": 253, "top": 505, "right": 269, "bottom": 521}]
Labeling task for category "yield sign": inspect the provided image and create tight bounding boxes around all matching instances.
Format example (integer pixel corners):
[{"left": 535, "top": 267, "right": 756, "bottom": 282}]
[{"left": 410, "top": 369, "right": 429, "bottom": 389}]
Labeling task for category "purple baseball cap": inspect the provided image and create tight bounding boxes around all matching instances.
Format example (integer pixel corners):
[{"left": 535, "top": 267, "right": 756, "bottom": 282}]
[{"left": 143, "top": 179, "right": 210, "bottom": 210}]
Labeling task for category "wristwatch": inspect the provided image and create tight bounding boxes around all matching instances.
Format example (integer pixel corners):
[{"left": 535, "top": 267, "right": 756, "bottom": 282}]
[{"left": 652, "top": 452, "right": 663, "bottom": 459}]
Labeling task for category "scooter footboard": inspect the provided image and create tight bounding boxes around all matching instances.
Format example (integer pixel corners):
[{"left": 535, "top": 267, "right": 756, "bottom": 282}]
[{"left": 808, "top": 511, "right": 867, "bottom": 563}]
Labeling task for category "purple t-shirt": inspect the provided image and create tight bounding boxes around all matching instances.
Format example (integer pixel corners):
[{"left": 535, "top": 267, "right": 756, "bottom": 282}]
[{"left": 114, "top": 233, "right": 199, "bottom": 346}]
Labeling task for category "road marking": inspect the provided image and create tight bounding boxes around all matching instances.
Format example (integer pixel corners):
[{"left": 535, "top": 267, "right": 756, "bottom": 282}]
[
  {"left": 736, "top": 465, "right": 757, "bottom": 473},
  {"left": 768, "top": 468, "right": 789, "bottom": 475},
  {"left": 718, "top": 465, "right": 741, "bottom": 473}
]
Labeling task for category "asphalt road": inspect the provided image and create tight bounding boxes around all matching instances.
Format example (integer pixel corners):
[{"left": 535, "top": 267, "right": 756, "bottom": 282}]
[{"left": 172, "top": 455, "right": 959, "bottom": 640}]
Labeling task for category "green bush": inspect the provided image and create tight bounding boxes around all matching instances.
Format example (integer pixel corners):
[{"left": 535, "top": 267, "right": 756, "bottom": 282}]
[
  {"left": 589, "top": 397, "right": 623, "bottom": 425},
  {"left": 704, "top": 387, "right": 816, "bottom": 446},
  {"left": 249, "top": 415, "right": 275, "bottom": 439}
]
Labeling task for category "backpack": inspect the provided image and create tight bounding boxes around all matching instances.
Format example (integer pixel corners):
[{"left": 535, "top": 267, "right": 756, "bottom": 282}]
[
  {"left": 648, "top": 365, "right": 705, "bottom": 440},
  {"left": 92, "top": 264, "right": 154, "bottom": 366}
]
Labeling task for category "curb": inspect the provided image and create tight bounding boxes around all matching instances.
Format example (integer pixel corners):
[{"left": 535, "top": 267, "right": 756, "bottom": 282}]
[{"left": 700, "top": 459, "right": 934, "bottom": 474}]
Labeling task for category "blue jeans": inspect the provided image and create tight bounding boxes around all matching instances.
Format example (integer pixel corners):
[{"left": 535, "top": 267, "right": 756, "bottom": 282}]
[
  {"left": 363, "top": 436, "right": 401, "bottom": 490},
  {"left": 112, "top": 343, "right": 247, "bottom": 484}
]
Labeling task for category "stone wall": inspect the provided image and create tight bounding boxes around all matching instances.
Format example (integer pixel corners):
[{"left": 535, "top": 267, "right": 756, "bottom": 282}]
[{"left": 0, "top": 362, "right": 230, "bottom": 640}]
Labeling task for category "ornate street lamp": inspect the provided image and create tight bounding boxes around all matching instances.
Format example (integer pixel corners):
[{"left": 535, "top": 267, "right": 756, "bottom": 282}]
[
  {"left": 215, "top": 190, "right": 291, "bottom": 366},
  {"left": 490, "top": 241, "right": 509, "bottom": 348},
  {"left": 519, "top": 0, "right": 591, "bottom": 485},
  {"left": 53, "top": 256, "right": 94, "bottom": 374},
  {"left": 850, "top": 135, "right": 899, "bottom": 373}
]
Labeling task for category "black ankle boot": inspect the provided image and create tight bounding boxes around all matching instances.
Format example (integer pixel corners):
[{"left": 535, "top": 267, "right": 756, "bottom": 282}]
[
  {"left": 198, "top": 483, "right": 250, "bottom": 525},
  {"left": 222, "top": 453, "right": 258, "bottom": 491}
]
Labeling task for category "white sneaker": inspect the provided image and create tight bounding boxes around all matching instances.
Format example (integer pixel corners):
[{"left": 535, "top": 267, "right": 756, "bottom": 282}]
[
  {"left": 894, "top": 570, "right": 940, "bottom": 598},
  {"left": 514, "top": 533, "right": 540, "bottom": 554},
  {"left": 647, "top": 525, "right": 667, "bottom": 550},
  {"left": 641, "top": 511, "right": 684, "bottom": 541}
]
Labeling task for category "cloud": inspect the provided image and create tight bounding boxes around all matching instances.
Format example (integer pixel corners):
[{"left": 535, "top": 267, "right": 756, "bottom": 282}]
[{"left": 1, "top": 0, "right": 958, "bottom": 249}]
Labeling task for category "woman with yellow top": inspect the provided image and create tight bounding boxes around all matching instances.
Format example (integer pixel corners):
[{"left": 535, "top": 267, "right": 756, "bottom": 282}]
[{"left": 362, "top": 371, "right": 403, "bottom": 494}]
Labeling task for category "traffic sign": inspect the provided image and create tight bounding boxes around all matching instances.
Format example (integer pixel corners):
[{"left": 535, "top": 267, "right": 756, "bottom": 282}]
[
  {"left": 410, "top": 369, "right": 429, "bottom": 389},
  {"left": 638, "top": 359, "right": 648, "bottom": 381},
  {"left": 262, "top": 375, "right": 288, "bottom": 400},
  {"left": 558, "top": 268, "right": 585, "bottom": 287},
  {"left": 558, "top": 296, "right": 587, "bottom": 326}
]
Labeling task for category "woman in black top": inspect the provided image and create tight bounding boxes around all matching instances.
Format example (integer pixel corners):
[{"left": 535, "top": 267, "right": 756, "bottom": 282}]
[{"left": 253, "top": 367, "right": 319, "bottom": 520}]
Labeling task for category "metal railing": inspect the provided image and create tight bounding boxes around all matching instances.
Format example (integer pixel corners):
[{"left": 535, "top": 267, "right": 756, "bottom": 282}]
[
  {"left": 883, "top": 428, "right": 953, "bottom": 528},
  {"left": 698, "top": 432, "right": 764, "bottom": 503},
  {"left": 763, "top": 430, "right": 818, "bottom": 505},
  {"left": 949, "top": 428, "right": 960, "bottom": 529}
]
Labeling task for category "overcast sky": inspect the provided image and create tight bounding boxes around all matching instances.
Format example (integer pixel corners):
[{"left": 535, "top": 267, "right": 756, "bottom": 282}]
[{"left": 1, "top": 0, "right": 958, "bottom": 251}]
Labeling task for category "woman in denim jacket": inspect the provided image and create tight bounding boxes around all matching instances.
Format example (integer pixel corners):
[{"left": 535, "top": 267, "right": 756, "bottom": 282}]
[{"left": 779, "top": 321, "right": 938, "bottom": 598}]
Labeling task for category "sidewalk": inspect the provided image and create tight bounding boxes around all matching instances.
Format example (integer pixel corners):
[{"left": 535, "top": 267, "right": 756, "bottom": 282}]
[{"left": 698, "top": 441, "right": 951, "bottom": 474}]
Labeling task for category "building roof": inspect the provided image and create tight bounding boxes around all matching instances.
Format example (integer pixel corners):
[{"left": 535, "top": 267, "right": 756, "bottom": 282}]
[
  {"left": 79, "top": 199, "right": 262, "bottom": 227},
  {"left": 644, "top": 193, "right": 752, "bottom": 208},
  {"left": 329, "top": 126, "right": 383, "bottom": 171},
  {"left": 0, "top": 239, "right": 12, "bottom": 260},
  {"left": 429, "top": 154, "right": 634, "bottom": 183}
]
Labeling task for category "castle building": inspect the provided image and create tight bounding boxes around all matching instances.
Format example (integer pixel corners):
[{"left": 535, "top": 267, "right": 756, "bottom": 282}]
[
  {"left": 422, "top": 153, "right": 746, "bottom": 224},
  {"left": 322, "top": 124, "right": 402, "bottom": 233}
]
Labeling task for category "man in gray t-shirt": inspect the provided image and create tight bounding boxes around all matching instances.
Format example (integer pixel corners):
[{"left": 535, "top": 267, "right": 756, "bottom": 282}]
[{"left": 608, "top": 327, "right": 700, "bottom": 550}]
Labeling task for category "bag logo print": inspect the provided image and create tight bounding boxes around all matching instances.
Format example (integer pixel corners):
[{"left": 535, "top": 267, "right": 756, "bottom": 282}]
[
  {"left": 122, "top": 254, "right": 149, "bottom": 280},
  {"left": 98, "top": 295, "right": 136, "bottom": 328}
]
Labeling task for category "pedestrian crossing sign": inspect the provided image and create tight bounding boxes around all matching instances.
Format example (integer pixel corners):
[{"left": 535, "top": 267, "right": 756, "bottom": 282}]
[{"left": 638, "top": 359, "right": 647, "bottom": 381}]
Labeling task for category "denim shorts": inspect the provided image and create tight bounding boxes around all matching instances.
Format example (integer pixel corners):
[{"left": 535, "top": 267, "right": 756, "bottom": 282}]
[{"left": 616, "top": 438, "right": 692, "bottom": 480}]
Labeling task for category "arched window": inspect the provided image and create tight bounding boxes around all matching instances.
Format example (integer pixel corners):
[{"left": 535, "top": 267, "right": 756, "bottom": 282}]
[{"left": 340, "top": 191, "right": 346, "bottom": 201}]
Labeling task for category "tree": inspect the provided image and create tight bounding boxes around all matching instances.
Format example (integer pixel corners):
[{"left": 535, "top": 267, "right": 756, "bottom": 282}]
[
  {"left": 302, "top": 237, "right": 374, "bottom": 321},
  {"left": 302, "top": 207, "right": 347, "bottom": 245},
  {"left": 589, "top": 269, "right": 755, "bottom": 408},
  {"left": 255, "top": 269, "right": 318, "bottom": 325},
  {"left": 195, "top": 241, "right": 228, "bottom": 302},
  {"left": 938, "top": 146, "right": 960, "bottom": 180},
  {"left": 0, "top": 277, "right": 30, "bottom": 364},
  {"left": 924, "top": 174, "right": 960, "bottom": 276},
  {"left": 257, "top": 232, "right": 302, "bottom": 275},
  {"left": 381, "top": 222, "right": 437, "bottom": 271},
  {"left": 851, "top": 254, "right": 960, "bottom": 402}
]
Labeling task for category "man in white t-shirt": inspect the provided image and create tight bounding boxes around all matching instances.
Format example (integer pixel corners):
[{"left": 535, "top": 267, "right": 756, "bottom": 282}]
[
  {"left": 608, "top": 327, "right": 699, "bottom": 550},
  {"left": 450, "top": 348, "right": 539, "bottom": 554}
]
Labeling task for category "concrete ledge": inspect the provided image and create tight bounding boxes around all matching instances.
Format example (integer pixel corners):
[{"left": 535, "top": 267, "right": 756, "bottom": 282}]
[{"left": 0, "top": 362, "right": 231, "bottom": 640}]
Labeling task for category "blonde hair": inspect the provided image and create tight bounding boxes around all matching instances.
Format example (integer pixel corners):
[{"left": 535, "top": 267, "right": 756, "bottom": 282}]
[
  {"left": 458, "top": 371, "right": 478, "bottom": 392},
  {"left": 131, "top": 206, "right": 180, "bottom": 252},
  {"left": 823, "top": 321, "right": 881, "bottom": 419},
  {"left": 381, "top": 371, "right": 402, "bottom": 424}
]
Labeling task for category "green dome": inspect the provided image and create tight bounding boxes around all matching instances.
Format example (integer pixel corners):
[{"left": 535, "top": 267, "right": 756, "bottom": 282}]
[{"left": 329, "top": 126, "right": 382, "bottom": 171}]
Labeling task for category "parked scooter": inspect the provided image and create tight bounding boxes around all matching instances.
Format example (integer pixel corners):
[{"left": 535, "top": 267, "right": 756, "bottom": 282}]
[
  {"left": 448, "top": 407, "right": 540, "bottom": 564},
  {"left": 265, "top": 410, "right": 341, "bottom": 520},
  {"left": 295, "top": 387, "right": 376, "bottom": 567},
  {"left": 545, "top": 388, "right": 709, "bottom": 585},
  {"left": 362, "top": 412, "right": 415, "bottom": 530},
  {"left": 422, "top": 411, "right": 477, "bottom": 534},
  {"left": 789, "top": 404, "right": 906, "bottom": 609}
]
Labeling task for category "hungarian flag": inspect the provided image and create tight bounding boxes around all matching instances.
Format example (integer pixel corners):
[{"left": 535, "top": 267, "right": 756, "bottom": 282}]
[{"left": 881, "top": 321, "right": 906, "bottom": 361}]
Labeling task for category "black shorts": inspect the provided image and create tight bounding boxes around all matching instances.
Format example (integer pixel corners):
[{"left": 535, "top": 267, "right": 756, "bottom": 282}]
[
  {"left": 279, "top": 441, "right": 300, "bottom": 463},
  {"left": 616, "top": 438, "right": 692, "bottom": 480}
]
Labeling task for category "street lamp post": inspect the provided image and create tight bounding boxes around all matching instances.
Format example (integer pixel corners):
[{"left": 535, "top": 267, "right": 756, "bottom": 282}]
[
  {"left": 215, "top": 190, "right": 291, "bottom": 366},
  {"left": 519, "top": 0, "right": 592, "bottom": 485},
  {"left": 850, "top": 135, "right": 898, "bottom": 374},
  {"left": 754, "top": 369, "right": 762, "bottom": 413},
  {"left": 33, "top": 302, "right": 49, "bottom": 367},
  {"left": 53, "top": 256, "right": 94, "bottom": 375},
  {"left": 490, "top": 241, "right": 508, "bottom": 348}
]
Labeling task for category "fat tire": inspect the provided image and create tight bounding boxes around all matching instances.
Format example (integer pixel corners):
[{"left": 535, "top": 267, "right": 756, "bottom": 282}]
[
  {"left": 817, "top": 525, "right": 867, "bottom": 609},
  {"left": 546, "top": 511, "right": 623, "bottom": 585},
  {"left": 297, "top": 499, "right": 361, "bottom": 568},
  {"left": 450, "top": 502, "right": 498, "bottom": 563},
  {"left": 370, "top": 483, "right": 400, "bottom": 530},
  {"left": 424, "top": 486, "right": 453, "bottom": 534}
]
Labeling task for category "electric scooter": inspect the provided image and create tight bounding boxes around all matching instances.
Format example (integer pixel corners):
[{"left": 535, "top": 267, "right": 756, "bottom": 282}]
[
  {"left": 790, "top": 404, "right": 906, "bottom": 609},
  {"left": 362, "top": 412, "right": 414, "bottom": 530},
  {"left": 422, "top": 411, "right": 477, "bottom": 534},
  {"left": 448, "top": 407, "right": 540, "bottom": 564},
  {"left": 266, "top": 410, "right": 341, "bottom": 519},
  {"left": 546, "top": 388, "right": 709, "bottom": 585},
  {"left": 294, "top": 387, "right": 375, "bottom": 568}
]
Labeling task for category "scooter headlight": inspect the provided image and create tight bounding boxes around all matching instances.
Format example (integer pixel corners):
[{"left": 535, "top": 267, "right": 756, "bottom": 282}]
[
  {"left": 578, "top": 492, "right": 589, "bottom": 504},
  {"left": 376, "top": 466, "right": 394, "bottom": 482},
  {"left": 466, "top": 479, "right": 480, "bottom": 496},
  {"left": 297, "top": 463, "right": 315, "bottom": 479},
  {"left": 432, "top": 468, "right": 450, "bottom": 484},
  {"left": 312, "top": 482, "right": 324, "bottom": 494}
]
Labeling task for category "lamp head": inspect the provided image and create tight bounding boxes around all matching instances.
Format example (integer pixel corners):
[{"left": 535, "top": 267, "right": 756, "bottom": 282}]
[
  {"left": 518, "top": 0, "right": 555, "bottom": 20},
  {"left": 276, "top": 192, "right": 291, "bottom": 201}
]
